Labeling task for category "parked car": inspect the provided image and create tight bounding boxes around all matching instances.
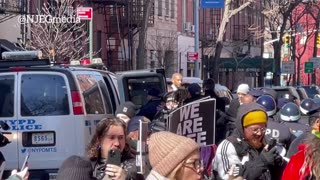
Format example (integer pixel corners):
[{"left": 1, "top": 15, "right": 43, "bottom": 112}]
[
  {"left": 298, "top": 85, "right": 320, "bottom": 99},
  {"left": 271, "top": 86, "right": 301, "bottom": 105}
]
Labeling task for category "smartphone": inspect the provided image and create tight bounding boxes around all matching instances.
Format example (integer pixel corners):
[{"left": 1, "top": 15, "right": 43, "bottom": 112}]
[
  {"left": 267, "top": 138, "right": 277, "bottom": 151},
  {"left": 107, "top": 149, "right": 121, "bottom": 166},
  {"left": 21, "top": 153, "right": 30, "bottom": 170}
]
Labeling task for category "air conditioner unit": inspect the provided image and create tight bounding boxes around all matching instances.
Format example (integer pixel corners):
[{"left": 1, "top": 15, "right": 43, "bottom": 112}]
[
  {"left": 190, "top": 25, "right": 195, "bottom": 33},
  {"left": 184, "top": 22, "right": 191, "bottom": 31}
]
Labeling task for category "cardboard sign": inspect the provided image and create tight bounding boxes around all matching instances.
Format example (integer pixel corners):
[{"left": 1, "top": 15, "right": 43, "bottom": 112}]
[{"left": 168, "top": 98, "right": 216, "bottom": 146}]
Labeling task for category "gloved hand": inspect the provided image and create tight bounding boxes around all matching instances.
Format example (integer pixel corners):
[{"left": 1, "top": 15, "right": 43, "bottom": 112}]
[{"left": 259, "top": 146, "right": 277, "bottom": 166}]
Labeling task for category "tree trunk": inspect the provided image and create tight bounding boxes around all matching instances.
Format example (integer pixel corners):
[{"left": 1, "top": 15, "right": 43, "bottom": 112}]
[
  {"left": 272, "top": 42, "right": 281, "bottom": 86},
  {"left": 136, "top": 0, "right": 152, "bottom": 69},
  {"left": 212, "top": 42, "right": 223, "bottom": 83}
]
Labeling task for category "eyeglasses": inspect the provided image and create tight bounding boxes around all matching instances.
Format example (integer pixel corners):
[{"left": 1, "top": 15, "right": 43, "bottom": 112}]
[
  {"left": 183, "top": 159, "right": 204, "bottom": 173},
  {"left": 248, "top": 127, "right": 266, "bottom": 135}
]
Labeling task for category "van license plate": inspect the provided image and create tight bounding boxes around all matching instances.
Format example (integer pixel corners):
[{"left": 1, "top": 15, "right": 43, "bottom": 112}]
[{"left": 32, "top": 132, "right": 54, "bottom": 145}]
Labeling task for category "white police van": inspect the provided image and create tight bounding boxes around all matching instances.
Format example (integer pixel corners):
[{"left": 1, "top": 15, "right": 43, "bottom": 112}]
[{"left": 0, "top": 51, "right": 167, "bottom": 179}]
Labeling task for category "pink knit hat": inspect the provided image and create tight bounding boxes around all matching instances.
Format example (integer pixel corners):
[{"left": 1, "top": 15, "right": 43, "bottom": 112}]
[{"left": 148, "top": 131, "right": 199, "bottom": 176}]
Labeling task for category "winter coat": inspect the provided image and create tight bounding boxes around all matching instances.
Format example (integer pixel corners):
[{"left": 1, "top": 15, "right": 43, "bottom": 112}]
[
  {"left": 91, "top": 150, "right": 142, "bottom": 180},
  {"left": 212, "top": 102, "right": 286, "bottom": 180},
  {"left": 282, "top": 144, "right": 311, "bottom": 180}
]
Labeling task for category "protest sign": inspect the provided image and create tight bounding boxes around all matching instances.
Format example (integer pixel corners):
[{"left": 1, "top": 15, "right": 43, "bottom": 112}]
[{"left": 168, "top": 98, "right": 216, "bottom": 146}]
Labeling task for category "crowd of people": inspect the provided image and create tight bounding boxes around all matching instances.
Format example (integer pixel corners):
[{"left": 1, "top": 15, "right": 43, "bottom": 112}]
[{"left": 8, "top": 73, "right": 320, "bottom": 180}]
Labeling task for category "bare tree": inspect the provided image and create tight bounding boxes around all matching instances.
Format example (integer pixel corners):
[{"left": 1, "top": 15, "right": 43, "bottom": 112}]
[
  {"left": 209, "top": 0, "right": 255, "bottom": 83},
  {"left": 262, "top": 0, "right": 303, "bottom": 85},
  {"left": 25, "top": 0, "right": 96, "bottom": 62},
  {"left": 147, "top": 30, "right": 177, "bottom": 75}
]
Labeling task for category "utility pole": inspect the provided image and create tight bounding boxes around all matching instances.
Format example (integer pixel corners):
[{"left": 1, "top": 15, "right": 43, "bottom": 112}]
[
  {"left": 137, "top": 0, "right": 152, "bottom": 69},
  {"left": 194, "top": 0, "right": 200, "bottom": 77}
]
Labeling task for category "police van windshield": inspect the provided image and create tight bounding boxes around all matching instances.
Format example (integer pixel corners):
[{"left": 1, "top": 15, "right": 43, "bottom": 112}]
[
  {"left": 0, "top": 75, "right": 14, "bottom": 117},
  {"left": 21, "top": 74, "right": 69, "bottom": 116}
]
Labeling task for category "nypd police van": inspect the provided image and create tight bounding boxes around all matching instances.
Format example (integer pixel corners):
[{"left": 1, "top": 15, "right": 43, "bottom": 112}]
[{"left": 0, "top": 51, "right": 167, "bottom": 179}]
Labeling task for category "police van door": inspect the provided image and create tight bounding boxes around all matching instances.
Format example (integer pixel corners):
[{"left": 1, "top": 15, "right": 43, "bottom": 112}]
[
  {"left": 0, "top": 72, "right": 19, "bottom": 170},
  {"left": 116, "top": 70, "right": 167, "bottom": 108},
  {"left": 16, "top": 71, "right": 74, "bottom": 170}
]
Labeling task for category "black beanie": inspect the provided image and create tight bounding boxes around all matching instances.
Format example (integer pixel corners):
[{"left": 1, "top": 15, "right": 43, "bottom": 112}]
[
  {"left": 56, "top": 155, "right": 95, "bottom": 180},
  {"left": 115, "top": 101, "right": 137, "bottom": 119}
]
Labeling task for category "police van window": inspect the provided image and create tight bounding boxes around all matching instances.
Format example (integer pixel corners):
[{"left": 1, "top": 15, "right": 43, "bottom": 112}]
[
  {"left": 94, "top": 74, "right": 113, "bottom": 114},
  {"left": 76, "top": 74, "right": 105, "bottom": 114},
  {"left": 21, "top": 74, "right": 69, "bottom": 116},
  {"left": 0, "top": 75, "right": 14, "bottom": 117},
  {"left": 127, "top": 77, "right": 163, "bottom": 107}
]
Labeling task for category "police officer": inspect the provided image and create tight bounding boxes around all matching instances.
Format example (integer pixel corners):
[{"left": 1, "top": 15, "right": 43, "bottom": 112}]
[
  {"left": 280, "top": 102, "right": 309, "bottom": 138},
  {"left": 299, "top": 98, "right": 315, "bottom": 126},
  {"left": 256, "top": 95, "right": 295, "bottom": 149}
]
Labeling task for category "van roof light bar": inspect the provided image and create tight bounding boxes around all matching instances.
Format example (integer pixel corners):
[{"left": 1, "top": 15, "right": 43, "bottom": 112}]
[{"left": 2, "top": 50, "right": 43, "bottom": 60}]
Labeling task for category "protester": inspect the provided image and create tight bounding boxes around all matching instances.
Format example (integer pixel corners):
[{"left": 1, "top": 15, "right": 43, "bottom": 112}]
[
  {"left": 146, "top": 131, "right": 203, "bottom": 180},
  {"left": 168, "top": 73, "right": 183, "bottom": 92},
  {"left": 56, "top": 155, "right": 96, "bottom": 180},
  {"left": 115, "top": 101, "right": 137, "bottom": 123},
  {"left": 127, "top": 116, "right": 151, "bottom": 149},
  {"left": 282, "top": 105, "right": 320, "bottom": 179},
  {"left": 212, "top": 102, "right": 286, "bottom": 180},
  {"left": 87, "top": 117, "right": 141, "bottom": 180},
  {"left": 203, "top": 78, "right": 225, "bottom": 112},
  {"left": 226, "top": 83, "right": 250, "bottom": 119},
  {"left": 137, "top": 88, "right": 162, "bottom": 121},
  {"left": 184, "top": 83, "right": 202, "bottom": 104}
]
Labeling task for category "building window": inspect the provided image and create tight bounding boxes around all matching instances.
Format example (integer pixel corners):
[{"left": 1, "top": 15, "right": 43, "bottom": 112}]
[
  {"left": 171, "top": 0, "right": 175, "bottom": 18},
  {"left": 150, "top": 61, "right": 155, "bottom": 68},
  {"left": 158, "top": 0, "right": 162, "bottom": 16},
  {"left": 165, "top": 0, "right": 169, "bottom": 17}
]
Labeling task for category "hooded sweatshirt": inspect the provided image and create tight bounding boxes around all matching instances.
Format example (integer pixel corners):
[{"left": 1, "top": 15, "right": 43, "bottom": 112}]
[{"left": 212, "top": 102, "right": 285, "bottom": 180}]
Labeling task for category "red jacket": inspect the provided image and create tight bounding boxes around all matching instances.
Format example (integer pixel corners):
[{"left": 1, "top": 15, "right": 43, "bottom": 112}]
[{"left": 282, "top": 144, "right": 310, "bottom": 180}]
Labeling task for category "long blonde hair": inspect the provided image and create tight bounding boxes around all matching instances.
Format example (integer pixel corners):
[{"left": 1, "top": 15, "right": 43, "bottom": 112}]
[{"left": 300, "top": 134, "right": 320, "bottom": 179}]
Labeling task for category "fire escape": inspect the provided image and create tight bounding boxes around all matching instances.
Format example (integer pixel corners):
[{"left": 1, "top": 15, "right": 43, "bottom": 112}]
[
  {"left": 89, "top": 0, "right": 154, "bottom": 72},
  {"left": 0, "top": 0, "right": 25, "bottom": 23}
]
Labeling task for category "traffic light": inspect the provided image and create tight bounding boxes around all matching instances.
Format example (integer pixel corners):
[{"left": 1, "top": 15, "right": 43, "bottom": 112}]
[
  {"left": 316, "top": 34, "right": 320, "bottom": 48},
  {"left": 284, "top": 35, "right": 290, "bottom": 48}
]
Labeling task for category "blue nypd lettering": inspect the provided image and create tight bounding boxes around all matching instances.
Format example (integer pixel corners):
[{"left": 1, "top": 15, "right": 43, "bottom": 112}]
[
  {"left": 21, "top": 147, "right": 57, "bottom": 153},
  {"left": 0, "top": 119, "right": 42, "bottom": 130}
]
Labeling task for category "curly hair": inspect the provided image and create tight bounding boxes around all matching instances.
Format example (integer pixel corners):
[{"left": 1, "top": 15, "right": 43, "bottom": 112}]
[
  {"left": 300, "top": 134, "right": 320, "bottom": 179},
  {"left": 86, "top": 117, "right": 133, "bottom": 161}
]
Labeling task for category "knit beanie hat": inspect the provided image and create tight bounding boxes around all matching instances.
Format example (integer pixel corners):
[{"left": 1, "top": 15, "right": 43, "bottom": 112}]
[
  {"left": 56, "top": 155, "right": 95, "bottom": 180},
  {"left": 148, "top": 131, "right": 199, "bottom": 177},
  {"left": 242, "top": 110, "right": 267, "bottom": 127},
  {"left": 237, "top": 84, "right": 250, "bottom": 94},
  {"left": 115, "top": 101, "right": 137, "bottom": 119}
]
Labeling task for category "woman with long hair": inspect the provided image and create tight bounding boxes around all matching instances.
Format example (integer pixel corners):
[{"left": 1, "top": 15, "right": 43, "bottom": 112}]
[{"left": 87, "top": 117, "right": 140, "bottom": 180}]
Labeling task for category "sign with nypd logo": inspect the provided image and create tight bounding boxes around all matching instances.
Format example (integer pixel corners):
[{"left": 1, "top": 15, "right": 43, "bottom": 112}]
[{"left": 168, "top": 98, "right": 216, "bottom": 146}]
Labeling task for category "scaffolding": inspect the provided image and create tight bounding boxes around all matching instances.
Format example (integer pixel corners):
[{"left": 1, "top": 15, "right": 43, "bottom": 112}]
[{"left": 89, "top": 0, "right": 154, "bottom": 72}]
